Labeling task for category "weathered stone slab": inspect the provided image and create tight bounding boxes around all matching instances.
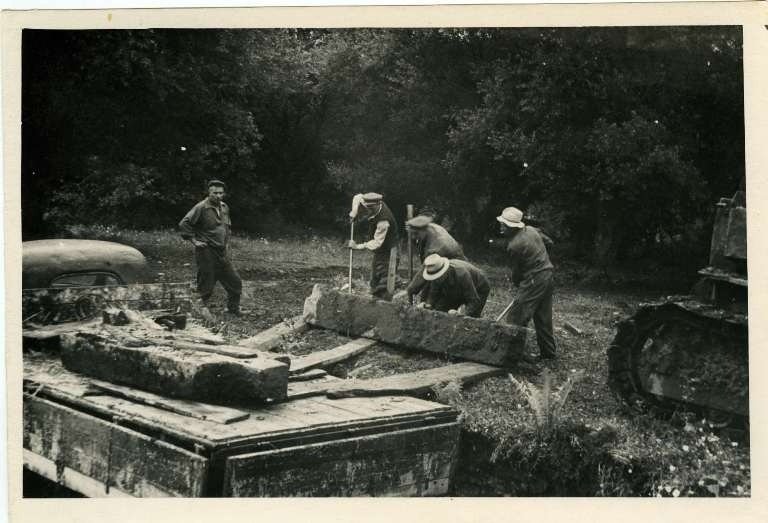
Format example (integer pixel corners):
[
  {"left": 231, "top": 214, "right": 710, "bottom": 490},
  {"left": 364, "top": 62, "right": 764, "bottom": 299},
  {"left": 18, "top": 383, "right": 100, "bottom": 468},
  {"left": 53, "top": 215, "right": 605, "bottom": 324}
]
[
  {"left": 60, "top": 332, "right": 289, "bottom": 403},
  {"left": 237, "top": 315, "right": 309, "bottom": 351},
  {"left": 303, "top": 285, "right": 526, "bottom": 366}
]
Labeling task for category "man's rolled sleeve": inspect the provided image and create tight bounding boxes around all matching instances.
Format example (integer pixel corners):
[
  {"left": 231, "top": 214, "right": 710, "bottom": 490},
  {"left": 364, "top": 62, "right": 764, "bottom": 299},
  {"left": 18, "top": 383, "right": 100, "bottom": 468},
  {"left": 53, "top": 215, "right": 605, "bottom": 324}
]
[{"left": 361, "top": 221, "right": 390, "bottom": 250}]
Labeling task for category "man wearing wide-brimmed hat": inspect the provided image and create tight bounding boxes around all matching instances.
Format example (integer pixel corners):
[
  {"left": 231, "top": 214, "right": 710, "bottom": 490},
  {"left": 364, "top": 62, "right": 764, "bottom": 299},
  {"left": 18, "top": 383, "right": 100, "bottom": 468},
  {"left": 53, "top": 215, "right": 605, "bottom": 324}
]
[
  {"left": 347, "top": 192, "right": 400, "bottom": 300},
  {"left": 406, "top": 254, "right": 490, "bottom": 318},
  {"left": 496, "top": 206, "right": 556, "bottom": 359},
  {"left": 179, "top": 179, "right": 242, "bottom": 317}
]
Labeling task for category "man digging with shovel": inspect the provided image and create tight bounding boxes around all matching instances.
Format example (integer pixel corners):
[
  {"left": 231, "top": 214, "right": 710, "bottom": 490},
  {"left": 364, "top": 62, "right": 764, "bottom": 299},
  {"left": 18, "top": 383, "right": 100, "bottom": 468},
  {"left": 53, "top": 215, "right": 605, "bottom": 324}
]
[
  {"left": 346, "top": 193, "right": 400, "bottom": 301},
  {"left": 494, "top": 206, "right": 557, "bottom": 361}
]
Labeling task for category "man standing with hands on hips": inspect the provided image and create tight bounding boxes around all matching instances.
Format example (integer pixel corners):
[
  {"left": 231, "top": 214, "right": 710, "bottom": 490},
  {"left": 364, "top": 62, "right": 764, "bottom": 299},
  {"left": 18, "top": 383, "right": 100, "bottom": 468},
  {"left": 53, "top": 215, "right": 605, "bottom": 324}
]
[
  {"left": 495, "top": 206, "right": 557, "bottom": 360},
  {"left": 179, "top": 179, "right": 243, "bottom": 317}
]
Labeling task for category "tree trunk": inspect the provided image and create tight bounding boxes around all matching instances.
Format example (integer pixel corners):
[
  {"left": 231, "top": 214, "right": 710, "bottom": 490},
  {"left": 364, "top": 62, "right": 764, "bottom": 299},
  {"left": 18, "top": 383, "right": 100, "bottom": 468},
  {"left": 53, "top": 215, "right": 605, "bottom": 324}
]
[{"left": 593, "top": 199, "right": 620, "bottom": 267}]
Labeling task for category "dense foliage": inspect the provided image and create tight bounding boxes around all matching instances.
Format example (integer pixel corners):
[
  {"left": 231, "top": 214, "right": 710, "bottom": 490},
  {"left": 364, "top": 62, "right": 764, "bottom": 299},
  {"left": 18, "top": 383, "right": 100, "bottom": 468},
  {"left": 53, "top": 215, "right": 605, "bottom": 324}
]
[{"left": 22, "top": 27, "right": 743, "bottom": 266}]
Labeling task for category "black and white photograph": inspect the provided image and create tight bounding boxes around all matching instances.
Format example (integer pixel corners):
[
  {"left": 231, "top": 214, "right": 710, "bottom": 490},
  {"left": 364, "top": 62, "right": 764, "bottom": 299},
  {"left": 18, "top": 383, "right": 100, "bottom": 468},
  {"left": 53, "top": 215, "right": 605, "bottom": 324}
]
[{"left": 4, "top": 2, "right": 767, "bottom": 514}]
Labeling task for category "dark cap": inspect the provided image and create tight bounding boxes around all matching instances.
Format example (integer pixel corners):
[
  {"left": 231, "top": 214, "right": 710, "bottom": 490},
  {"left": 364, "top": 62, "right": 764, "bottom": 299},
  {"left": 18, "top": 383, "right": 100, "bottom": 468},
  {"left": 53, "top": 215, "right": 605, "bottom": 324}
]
[
  {"left": 361, "top": 192, "right": 383, "bottom": 204},
  {"left": 406, "top": 215, "right": 433, "bottom": 229},
  {"left": 207, "top": 179, "right": 227, "bottom": 190}
]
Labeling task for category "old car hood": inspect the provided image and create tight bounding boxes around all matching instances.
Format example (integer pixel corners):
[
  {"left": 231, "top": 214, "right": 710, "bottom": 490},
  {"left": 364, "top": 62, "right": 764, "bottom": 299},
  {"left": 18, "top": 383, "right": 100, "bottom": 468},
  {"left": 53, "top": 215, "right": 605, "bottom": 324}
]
[{"left": 22, "top": 239, "right": 149, "bottom": 289}]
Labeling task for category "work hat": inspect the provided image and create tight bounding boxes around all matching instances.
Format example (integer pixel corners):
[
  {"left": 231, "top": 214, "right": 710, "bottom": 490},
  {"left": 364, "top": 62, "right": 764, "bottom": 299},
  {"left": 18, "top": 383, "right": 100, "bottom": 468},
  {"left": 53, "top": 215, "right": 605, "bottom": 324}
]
[
  {"left": 406, "top": 215, "right": 433, "bottom": 229},
  {"left": 361, "top": 193, "right": 383, "bottom": 206},
  {"left": 422, "top": 254, "right": 450, "bottom": 281},
  {"left": 419, "top": 206, "right": 438, "bottom": 218},
  {"left": 207, "top": 179, "right": 227, "bottom": 190},
  {"left": 496, "top": 207, "right": 525, "bottom": 228}
]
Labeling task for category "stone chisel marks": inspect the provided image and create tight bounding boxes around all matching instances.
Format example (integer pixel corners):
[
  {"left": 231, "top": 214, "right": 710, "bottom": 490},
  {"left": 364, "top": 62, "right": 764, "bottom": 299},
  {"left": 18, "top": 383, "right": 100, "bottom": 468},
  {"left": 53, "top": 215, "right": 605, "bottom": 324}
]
[
  {"left": 289, "top": 332, "right": 378, "bottom": 375},
  {"left": 303, "top": 285, "right": 526, "bottom": 366},
  {"left": 60, "top": 332, "right": 289, "bottom": 404},
  {"left": 237, "top": 315, "right": 309, "bottom": 351}
]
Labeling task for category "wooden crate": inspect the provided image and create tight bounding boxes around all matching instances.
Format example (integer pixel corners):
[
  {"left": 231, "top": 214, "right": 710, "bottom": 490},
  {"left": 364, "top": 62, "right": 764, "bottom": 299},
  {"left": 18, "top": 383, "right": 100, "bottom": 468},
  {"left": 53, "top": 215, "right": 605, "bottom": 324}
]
[
  {"left": 23, "top": 395, "right": 208, "bottom": 497},
  {"left": 23, "top": 354, "right": 461, "bottom": 497},
  {"left": 223, "top": 422, "right": 459, "bottom": 496}
]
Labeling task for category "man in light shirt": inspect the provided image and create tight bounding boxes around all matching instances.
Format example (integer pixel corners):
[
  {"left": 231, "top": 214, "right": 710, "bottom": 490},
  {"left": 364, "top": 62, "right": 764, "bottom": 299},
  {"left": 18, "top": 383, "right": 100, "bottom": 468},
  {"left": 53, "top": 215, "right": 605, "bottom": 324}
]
[{"left": 347, "top": 192, "right": 400, "bottom": 300}]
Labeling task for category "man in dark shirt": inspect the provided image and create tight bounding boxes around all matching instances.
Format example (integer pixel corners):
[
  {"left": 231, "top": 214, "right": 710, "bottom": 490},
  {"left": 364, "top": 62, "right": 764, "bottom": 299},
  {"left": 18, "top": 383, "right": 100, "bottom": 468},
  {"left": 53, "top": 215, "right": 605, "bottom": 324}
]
[
  {"left": 496, "top": 206, "right": 556, "bottom": 359},
  {"left": 408, "top": 254, "right": 490, "bottom": 318},
  {"left": 400, "top": 215, "right": 467, "bottom": 302},
  {"left": 347, "top": 193, "right": 400, "bottom": 300},
  {"left": 179, "top": 179, "right": 242, "bottom": 316}
]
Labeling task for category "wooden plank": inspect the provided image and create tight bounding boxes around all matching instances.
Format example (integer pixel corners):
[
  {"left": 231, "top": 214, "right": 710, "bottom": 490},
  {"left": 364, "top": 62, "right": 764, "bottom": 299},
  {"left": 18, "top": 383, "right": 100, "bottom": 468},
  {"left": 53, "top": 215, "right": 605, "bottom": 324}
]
[
  {"left": 287, "top": 374, "right": 343, "bottom": 400},
  {"left": 286, "top": 362, "right": 503, "bottom": 400},
  {"left": 60, "top": 332, "right": 289, "bottom": 403},
  {"left": 237, "top": 315, "right": 308, "bottom": 351},
  {"left": 303, "top": 284, "right": 527, "bottom": 366},
  {"left": 289, "top": 337, "right": 378, "bottom": 374},
  {"left": 162, "top": 339, "right": 290, "bottom": 364},
  {"left": 386, "top": 246, "right": 398, "bottom": 297},
  {"left": 24, "top": 450, "right": 132, "bottom": 498},
  {"left": 288, "top": 368, "right": 327, "bottom": 382},
  {"left": 87, "top": 380, "right": 250, "bottom": 424},
  {"left": 328, "top": 362, "right": 503, "bottom": 399},
  {"left": 223, "top": 422, "right": 460, "bottom": 496},
  {"left": 23, "top": 395, "right": 208, "bottom": 497}
]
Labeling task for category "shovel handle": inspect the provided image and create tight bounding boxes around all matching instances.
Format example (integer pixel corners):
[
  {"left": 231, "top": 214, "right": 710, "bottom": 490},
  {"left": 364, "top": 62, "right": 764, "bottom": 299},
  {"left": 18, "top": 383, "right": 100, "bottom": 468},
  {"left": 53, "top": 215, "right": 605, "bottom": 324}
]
[
  {"left": 348, "top": 221, "right": 354, "bottom": 294},
  {"left": 495, "top": 298, "right": 515, "bottom": 322}
]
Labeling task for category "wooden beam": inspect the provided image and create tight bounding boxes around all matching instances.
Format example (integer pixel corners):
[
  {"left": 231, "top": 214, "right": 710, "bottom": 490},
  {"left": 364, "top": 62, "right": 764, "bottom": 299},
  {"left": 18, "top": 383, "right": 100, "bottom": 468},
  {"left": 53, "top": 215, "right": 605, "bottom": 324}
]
[
  {"left": 303, "top": 284, "right": 526, "bottom": 366},
  {"left": 286, "top": 362, "right": 504, "bottom": 400},
  {"left": 288, "top": 368, "right": 328, "bottom": 382},
  {"left": 327, "top": 362, "right": 504, "bottom": 399},
  {"left": 161, "top": 339, "right": 290, "bottom": 365},
  {"left": 386, "top": 246, "right": 398, "bottom": 297},
  {"left": 289, "top": 337, "right": 378, "bottom": 375},
  {"left": 237, "top": 315, "right": 309, "bottom": 351},
  {"left": 87, "top": 380, "right": 250, "bottom": 424}
]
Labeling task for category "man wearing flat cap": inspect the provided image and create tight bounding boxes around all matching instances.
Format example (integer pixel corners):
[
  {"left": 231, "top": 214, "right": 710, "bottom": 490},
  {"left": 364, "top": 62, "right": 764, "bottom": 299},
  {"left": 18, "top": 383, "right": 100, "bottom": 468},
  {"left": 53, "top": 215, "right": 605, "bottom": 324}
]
[
  {"left": 347, "top": 192, "right": 400, "bottom": 300},
  {"left": 409, "top": 254, "right": 490, "bottom": 318},
  {"left": 400, "top": 214, "right": 467, "bottom": 301},
  {"left": 179, "top": 179, "right": 242, "bottom": 316},
  {"left": 496, "top": 206, "right": 556, "bottom": 359}
]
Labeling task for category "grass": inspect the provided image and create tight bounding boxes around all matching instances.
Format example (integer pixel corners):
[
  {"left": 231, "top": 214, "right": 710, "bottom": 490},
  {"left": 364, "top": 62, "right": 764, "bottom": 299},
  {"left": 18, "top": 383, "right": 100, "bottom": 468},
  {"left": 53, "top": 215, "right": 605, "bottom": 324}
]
[{"left": 61, "top": 224, "right": 751, "bottom": 497}]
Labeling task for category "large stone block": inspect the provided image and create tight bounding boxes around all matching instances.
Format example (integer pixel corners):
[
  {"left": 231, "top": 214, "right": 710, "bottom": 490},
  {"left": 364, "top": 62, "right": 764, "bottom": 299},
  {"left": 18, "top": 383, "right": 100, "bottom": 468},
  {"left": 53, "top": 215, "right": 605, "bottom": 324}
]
[
  {"left": 60, "top": 332, "right": 288, "bottom": 403},
  {"left": 303, "top": 285, "right": 526, "bottom": 366}
]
